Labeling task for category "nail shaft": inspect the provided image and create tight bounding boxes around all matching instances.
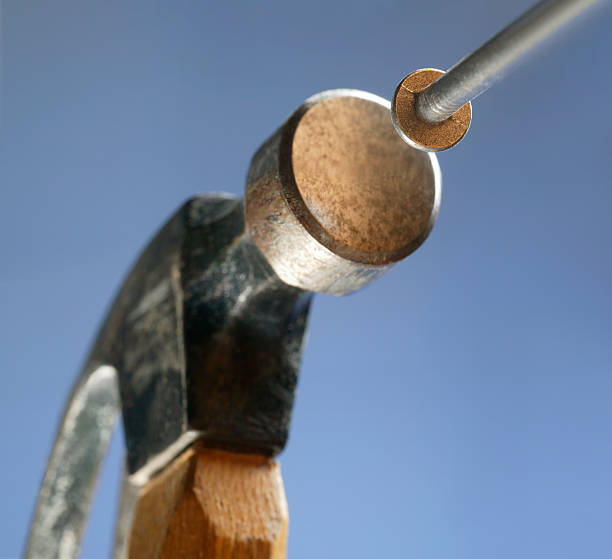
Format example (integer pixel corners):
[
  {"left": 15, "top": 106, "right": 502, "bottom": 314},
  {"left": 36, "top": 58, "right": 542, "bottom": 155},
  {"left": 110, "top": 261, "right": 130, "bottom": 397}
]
[{"left": 416, "top": 0, "right": 601, "bottom": 124}]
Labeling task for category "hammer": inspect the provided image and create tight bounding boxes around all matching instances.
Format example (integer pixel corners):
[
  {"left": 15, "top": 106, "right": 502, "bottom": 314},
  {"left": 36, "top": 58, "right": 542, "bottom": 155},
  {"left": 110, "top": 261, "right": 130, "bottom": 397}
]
[
  {"left": 24, "top": 90, "right": 440, "bottom": 558},
  {"left": 25, "top": 0, "right": 608, "bottom": 553}
]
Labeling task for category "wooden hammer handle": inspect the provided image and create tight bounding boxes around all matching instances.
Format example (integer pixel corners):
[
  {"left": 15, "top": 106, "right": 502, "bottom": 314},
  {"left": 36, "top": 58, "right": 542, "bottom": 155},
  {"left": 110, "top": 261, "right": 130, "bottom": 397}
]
[{"left": 126, "top": 447, "right": 288, "bottom": 559}]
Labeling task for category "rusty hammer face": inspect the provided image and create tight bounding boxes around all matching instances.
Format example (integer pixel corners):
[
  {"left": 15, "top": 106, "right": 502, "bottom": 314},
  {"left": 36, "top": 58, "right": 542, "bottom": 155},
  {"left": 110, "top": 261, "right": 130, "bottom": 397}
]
[{"left": 25, "top": 89, "right": 441, "bottom": 558}]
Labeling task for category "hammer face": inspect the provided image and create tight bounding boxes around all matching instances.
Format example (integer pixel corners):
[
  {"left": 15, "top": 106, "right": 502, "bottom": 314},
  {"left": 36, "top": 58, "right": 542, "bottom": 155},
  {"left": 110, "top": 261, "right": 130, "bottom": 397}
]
[{"left": 246, "top": 89, "right": 441, "bottom": 295}]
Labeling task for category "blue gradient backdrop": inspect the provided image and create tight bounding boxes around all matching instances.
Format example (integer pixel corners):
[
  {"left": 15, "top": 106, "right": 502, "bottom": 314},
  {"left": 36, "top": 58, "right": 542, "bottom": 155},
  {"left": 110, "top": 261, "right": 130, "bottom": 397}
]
[{"left": 2, "top": 2, "right": 612, "bottom": 558}]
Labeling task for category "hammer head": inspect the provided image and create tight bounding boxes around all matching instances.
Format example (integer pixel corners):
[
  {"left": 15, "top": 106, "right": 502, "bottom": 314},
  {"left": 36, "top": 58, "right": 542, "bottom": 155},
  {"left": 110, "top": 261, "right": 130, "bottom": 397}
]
[
  {"left": 26, "top": 89, "right": 442, "bottom": 559},
  {"left": 94, "top": 89, "right": 441, "bottom": 475}
]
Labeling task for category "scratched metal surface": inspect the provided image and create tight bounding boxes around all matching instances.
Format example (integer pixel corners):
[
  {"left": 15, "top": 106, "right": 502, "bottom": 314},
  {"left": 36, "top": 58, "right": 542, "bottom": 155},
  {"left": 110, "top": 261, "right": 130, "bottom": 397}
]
[
  {"left": 24, "top": 366, "right": 119, "bottom": 559},
  {"left": 2, "top": 2, "right": 612, "bottom": 559}
]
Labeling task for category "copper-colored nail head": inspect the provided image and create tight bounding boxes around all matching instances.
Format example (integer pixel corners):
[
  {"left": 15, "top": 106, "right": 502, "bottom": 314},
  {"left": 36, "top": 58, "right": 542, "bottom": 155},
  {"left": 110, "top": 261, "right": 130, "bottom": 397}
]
[{"left": 393, "top": 69, "right": 471, "bottom": 152}]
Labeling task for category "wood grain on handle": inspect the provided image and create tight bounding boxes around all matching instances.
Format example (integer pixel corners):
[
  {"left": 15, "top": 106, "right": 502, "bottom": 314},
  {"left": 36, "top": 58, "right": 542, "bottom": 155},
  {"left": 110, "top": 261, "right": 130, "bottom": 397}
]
[{"left": 127, "top": 447, "right": 288, "bottom": 559}]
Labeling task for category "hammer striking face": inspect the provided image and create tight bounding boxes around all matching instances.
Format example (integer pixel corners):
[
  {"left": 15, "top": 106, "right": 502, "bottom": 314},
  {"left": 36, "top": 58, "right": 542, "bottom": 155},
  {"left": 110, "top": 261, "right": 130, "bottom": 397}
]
[{"left": 25, "top": 89, "right": 441, "bottom": 559}]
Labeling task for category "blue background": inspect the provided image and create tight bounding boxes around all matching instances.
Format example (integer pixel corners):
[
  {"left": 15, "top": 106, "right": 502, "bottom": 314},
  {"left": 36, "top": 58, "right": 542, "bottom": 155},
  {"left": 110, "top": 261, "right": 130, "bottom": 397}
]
[{"left": 2, "top": 1, "right": 612, "bottom": 558}]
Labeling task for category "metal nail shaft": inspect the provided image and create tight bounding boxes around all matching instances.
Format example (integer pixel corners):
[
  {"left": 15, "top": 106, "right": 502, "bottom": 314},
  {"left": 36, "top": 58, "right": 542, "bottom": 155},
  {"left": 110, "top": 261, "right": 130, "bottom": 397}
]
[{"left": 416, "top": 0, "right": 601, "bottom": 124}]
